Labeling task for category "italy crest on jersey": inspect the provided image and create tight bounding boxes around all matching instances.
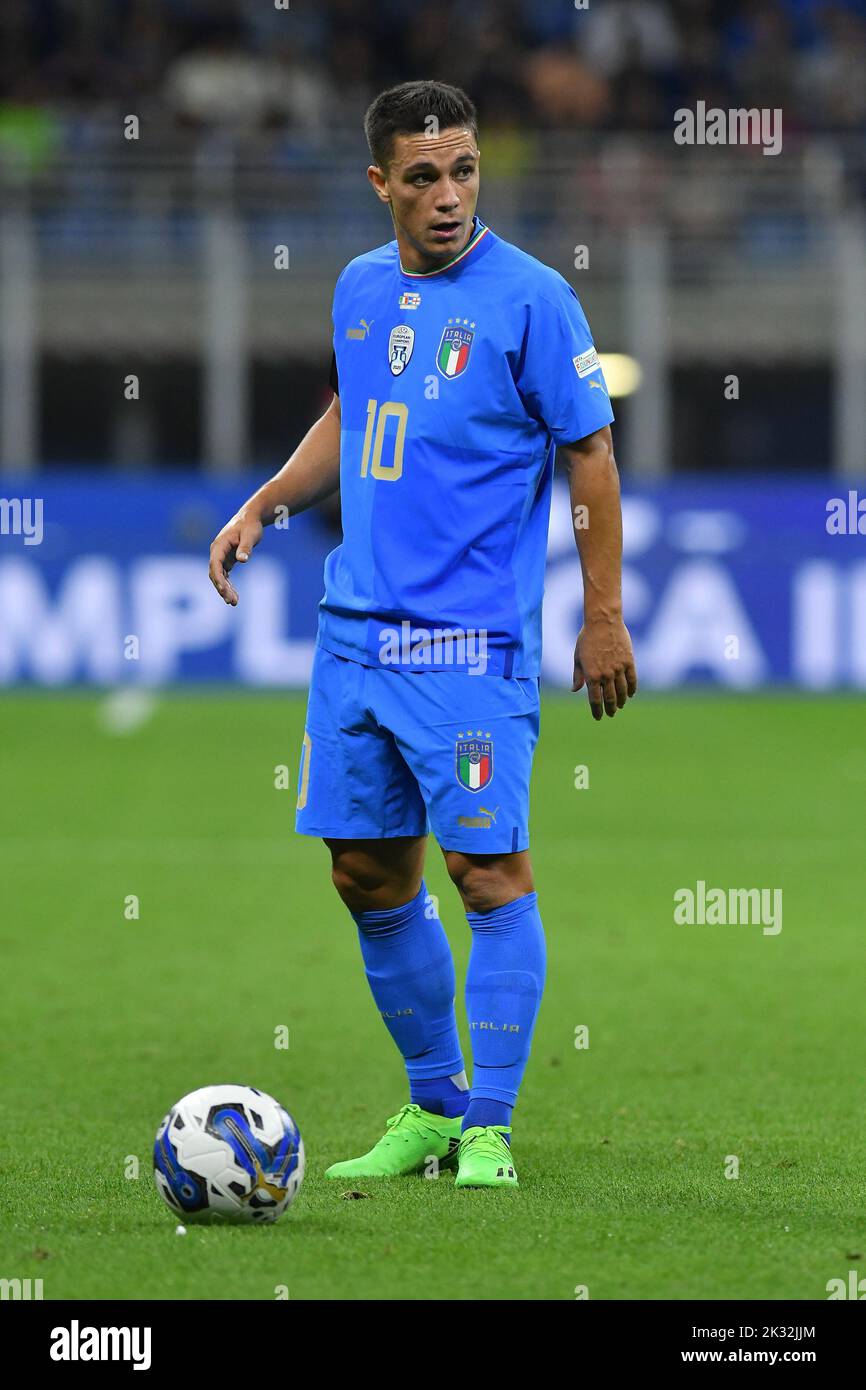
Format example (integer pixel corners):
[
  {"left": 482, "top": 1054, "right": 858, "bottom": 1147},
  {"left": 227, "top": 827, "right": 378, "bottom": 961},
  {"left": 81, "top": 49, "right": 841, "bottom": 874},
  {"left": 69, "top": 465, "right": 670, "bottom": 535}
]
[
  {"left": 437, "top": 321, "right": 474, "bottom": 379},
  {"left": 455, "top": 734, "right": 493, "bottom": 792}
]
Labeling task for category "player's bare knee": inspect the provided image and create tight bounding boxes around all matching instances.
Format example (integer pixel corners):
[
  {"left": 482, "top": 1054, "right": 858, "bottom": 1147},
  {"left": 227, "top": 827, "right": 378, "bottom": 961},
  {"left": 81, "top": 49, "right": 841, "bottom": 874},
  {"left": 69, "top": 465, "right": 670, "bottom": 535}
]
[
  {"left": 446, "top": 851, "right": 534, "bottom": 914},
  {"left": 329, "top": 847, "right": 421, "bottom": 913},
  {"left": 445, "top": 857, "right": 498, "bottom": 914},
  {"left": 330, "top": 854, "right": 385, "bottom": 908}
]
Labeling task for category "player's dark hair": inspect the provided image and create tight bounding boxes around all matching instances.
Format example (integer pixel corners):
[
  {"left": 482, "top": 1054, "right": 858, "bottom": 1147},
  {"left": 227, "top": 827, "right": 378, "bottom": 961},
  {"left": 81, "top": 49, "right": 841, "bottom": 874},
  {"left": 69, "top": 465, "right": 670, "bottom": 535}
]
[{"left": 364, "top": 81, "right": 478, "bottom": 170}]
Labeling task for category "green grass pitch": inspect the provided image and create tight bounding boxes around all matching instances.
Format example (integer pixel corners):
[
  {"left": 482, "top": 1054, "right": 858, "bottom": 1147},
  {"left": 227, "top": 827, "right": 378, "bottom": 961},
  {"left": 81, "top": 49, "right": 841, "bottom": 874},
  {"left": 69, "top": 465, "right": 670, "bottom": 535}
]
[{"left": 1, "top": 689, "right": 863, "bottom": 1301}]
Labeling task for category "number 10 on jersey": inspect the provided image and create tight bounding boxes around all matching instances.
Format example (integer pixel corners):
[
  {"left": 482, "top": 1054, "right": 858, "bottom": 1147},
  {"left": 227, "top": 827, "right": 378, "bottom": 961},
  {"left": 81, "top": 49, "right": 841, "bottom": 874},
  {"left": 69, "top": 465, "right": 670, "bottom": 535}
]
[{"left": 360, "top": 399, "right": 408, "bottom": 481}]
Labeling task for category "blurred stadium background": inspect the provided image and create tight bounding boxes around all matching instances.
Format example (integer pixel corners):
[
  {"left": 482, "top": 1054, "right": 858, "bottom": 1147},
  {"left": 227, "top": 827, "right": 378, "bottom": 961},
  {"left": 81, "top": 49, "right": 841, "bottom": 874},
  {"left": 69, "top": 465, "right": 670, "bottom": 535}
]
[{"left": 1, "top": 0, "right": 865, "bottom": 691}]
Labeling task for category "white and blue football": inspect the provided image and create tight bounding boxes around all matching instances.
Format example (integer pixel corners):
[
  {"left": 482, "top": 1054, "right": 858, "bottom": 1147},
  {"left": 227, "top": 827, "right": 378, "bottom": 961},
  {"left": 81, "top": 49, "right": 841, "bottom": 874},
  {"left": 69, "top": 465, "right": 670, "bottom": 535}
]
[{"left": 153, "top": 1084, "right": 304, "bottom": 1224}]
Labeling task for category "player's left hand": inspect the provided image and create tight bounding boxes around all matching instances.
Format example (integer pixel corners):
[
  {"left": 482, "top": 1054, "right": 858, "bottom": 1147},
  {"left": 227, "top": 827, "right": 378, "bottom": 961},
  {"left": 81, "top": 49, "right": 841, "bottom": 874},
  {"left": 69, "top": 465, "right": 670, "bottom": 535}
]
[{"left": 572, "top": 618, "right": 638, "bottom": 720}]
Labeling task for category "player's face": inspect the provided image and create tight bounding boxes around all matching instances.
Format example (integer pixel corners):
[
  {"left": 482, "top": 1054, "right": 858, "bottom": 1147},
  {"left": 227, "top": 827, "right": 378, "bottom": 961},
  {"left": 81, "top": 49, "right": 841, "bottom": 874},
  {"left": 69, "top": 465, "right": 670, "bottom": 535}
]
[{"left": 368, "top": 127, "right": 480, "bottom": 270}]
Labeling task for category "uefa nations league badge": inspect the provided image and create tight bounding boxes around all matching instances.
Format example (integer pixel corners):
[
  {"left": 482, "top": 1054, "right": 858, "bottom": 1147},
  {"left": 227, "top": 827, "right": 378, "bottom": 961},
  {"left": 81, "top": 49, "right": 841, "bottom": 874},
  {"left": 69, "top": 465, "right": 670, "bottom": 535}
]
[{"left": 389, "top": 324, "right": 415, "bottom": 376}]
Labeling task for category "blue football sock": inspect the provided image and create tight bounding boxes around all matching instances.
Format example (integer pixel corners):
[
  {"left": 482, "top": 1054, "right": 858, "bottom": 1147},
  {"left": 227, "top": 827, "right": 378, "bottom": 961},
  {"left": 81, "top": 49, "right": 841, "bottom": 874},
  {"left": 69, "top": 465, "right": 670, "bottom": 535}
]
[
  {"left": 351, "top": 882, "right": 466, "bottom": 1110},
  {"left": 463, "top": 890, "right": 546, "bottom": 1134},
  {"left": 462, "top": 1097, "right": 513, "bottom": 1131},
  {"left": 410, "top": 1072, "right": 470, "bottom": 1119}
]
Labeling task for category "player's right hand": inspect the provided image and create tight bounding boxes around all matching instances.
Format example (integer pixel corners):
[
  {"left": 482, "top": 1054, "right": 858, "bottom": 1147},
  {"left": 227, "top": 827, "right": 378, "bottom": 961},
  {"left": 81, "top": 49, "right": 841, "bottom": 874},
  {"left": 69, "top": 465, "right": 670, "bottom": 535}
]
[{"left": 208, "top": 512, "right": 263, "bottom": 606}]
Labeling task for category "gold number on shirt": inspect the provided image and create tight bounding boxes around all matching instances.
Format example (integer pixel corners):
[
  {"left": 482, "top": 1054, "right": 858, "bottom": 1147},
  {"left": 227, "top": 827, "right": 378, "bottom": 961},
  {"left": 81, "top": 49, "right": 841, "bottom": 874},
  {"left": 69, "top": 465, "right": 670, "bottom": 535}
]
[{"left": 360, "top": 399, "right": 408, "bottom": 481}]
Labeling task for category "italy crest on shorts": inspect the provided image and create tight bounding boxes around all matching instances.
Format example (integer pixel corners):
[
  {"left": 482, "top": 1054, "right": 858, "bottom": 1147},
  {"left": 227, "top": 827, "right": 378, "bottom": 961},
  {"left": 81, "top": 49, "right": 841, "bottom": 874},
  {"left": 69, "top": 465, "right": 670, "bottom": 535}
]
[
  {"left": 455, "top": 734, "right": 493, "bottom": 792},
  {"left": 437, "top": 321, "right": 474, "bottom": 379}
]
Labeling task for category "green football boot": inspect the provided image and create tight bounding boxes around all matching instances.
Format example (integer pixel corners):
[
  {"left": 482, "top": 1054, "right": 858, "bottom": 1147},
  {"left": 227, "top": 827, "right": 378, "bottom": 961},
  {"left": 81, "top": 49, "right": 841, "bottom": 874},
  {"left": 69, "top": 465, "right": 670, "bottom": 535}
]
[
  {"left": 454, "top": 1125, "right": 518, "bottom": 1189},
  {"left": 325, "top": 1103, "right": 462, "bottom": 1180}
]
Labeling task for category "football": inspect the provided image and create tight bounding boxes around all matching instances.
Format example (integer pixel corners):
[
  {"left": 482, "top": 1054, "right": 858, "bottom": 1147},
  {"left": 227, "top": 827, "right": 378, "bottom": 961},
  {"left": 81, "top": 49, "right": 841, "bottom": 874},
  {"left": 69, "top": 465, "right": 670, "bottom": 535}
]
[{"left": 153, "top": 1084, "right": 305, "bottom": 1224}]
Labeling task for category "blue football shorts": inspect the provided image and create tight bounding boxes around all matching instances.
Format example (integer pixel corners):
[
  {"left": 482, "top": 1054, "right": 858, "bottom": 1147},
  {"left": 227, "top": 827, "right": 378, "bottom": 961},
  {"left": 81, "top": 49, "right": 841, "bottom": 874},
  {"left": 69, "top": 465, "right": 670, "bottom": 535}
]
[{"left": 295, "top": 645, "right": 540, "bottom": 853}]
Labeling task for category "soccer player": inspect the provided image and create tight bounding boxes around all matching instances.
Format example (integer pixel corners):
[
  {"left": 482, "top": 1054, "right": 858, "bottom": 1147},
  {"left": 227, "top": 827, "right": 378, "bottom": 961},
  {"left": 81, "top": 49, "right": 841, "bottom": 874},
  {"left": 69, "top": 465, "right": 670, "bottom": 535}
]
[{"left": 209, "top": 81, "right": 637, "bottom": 1189}]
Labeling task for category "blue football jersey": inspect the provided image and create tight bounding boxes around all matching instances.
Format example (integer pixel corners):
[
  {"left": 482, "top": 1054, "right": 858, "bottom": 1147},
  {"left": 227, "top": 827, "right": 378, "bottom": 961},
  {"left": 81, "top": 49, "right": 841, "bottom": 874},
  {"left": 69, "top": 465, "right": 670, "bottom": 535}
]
[{"left": 318, "top": 216, "right": 614, "bottom": 677}]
